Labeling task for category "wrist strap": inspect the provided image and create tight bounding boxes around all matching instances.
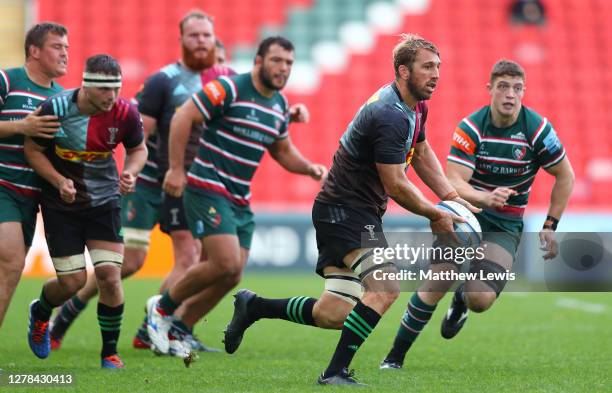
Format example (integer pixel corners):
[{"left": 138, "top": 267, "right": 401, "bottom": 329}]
[
  {"left": 442, "top": 191, "right": 459, "bottom": 200},
  {"left": 543, "top": 215, "right": 559, "bottom": 231}
]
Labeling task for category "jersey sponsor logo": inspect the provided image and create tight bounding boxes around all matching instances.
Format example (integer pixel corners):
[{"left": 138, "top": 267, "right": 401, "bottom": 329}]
[
  {"left": 452, "top": 128, "right": 476, "bottom": 155},
  {"left": 513, "top": 146, "right": 527, "bottom": 160},
  {"left": 272, "top": 103, "right": 283, "bottom": 113},
  {"left": 107, "top": 127, "right": 119, "bottom": 144},
  {"left": 246, "top": 108, "right": 260, "bottom": 123},
  {"left": 510, "top": 131, "right": 527, "bottom": 141},
  {"left": 543, "top": 129, "right": 561, "bottom": 154},
  {"left": 203, "top": 80, "right": 226, "bottom": 106},
  {"left": 55, "top": 146, "right": 111, "bottom": 162}
]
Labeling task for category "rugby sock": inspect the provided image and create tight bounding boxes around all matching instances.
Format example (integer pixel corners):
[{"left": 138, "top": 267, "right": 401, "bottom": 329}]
[
  {"left": 33, "top": 288, "right": 57, "bottom": 321},
  {"left": 247, "top": 296, "right": 317, "bottom": 326},
  {"left": 323, "top": 301, "right": 381, "bottom": 378},
  {"left": 385, "top": 292, "right": 436, "bottom": 363},
  {"left": 173, "top": 319, "right": 193, "bottom": 334},
  {"left": 135, "top": 314, "right": 148, "bottom": 337},
  {"left": 51, "top": 295, "right": 88, "bottom": 339},
  {"left": 158, "top": 290, "right": 179, "bottom": 316},
  {"left": 98, "top": 302, "right": 124, "bottom": 357}
]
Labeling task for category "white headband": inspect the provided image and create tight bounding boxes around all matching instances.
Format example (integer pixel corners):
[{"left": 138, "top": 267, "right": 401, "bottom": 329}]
[{"left": 82, "top": 72, "right": 122, "bottom": 88}]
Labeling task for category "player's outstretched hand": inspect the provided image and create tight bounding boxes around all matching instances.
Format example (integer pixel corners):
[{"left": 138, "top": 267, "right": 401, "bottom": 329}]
[
  {"left": 59, "top": 178, "right": 76, "bottom": 204},
  {"left": 289, "top": 103, "right": 310, "bottom": 123},
  {"left": 484, "top": 187, "right": 517, "bottom": 209},
  {"left": 452, "top": 196, "right": 482, "bottom": 214},
  {"left": 163, "top": 168, "right": 187, "bottom": 198},
  {"left": 119, "top": 171, "right": 136, "bottom": 195},
  {"left": 539, "top": 229, "right": 558, "bottom": 260},
  {"left": 307, "top": 163, "right": 327, "bottom": 182},
  {"left": 20, "top": 107, "right": 61, "bottom": 139}
]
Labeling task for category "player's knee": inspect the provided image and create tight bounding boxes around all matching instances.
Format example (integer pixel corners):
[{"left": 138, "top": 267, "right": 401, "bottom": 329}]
[
  {"left": 465, "top": 292, "right": 496, "bottom": 313},
  {"left": 0, "top": 245, "right": 25, "bottom": 269},
  {"left": 222, "top": 269, "right": 243, "bottom": 289},
  {"left": 121, "top": 258, "right": 144, "bottom": 277},
  {"left": 314, "top": 308, "right": 348, "bottom": 329},
  {"left": 96, "top": 269, "right": 121, "bottom": 289},
  {"left": 364, "top": 289, "right": 399, "bottom": 310},
  {"left": 58, "top": 274, "right": 87, "bottom": 294}
]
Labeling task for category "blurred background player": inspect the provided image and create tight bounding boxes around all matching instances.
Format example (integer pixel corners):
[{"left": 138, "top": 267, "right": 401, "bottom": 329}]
[
  {"left": 124, "top": 10, "right": 234, "bottom": 353},
  {"left": 145, "top": 36, "right": 326, "bottom": 356},
  {"left": 47, "top": 32, "right": 235, "bottom": 353},
  {"left": 24, "top": 54, "right": 147, "bottom": 368},
  {"left": 221, "top": 34, "right": 477, "bottom": 386},
  {"left": 381, "top": 59, "right": 574, "bottom": 369},
  {"left": 0, "top": 22, "right": 68, "bottom": 328},
  {"left": 215, "top": 38, "right": 227, "bottom": 64}
]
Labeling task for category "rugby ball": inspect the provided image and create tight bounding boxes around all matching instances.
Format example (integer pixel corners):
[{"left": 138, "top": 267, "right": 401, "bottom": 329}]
[{"left": 436, "top": 200, "right": 482, "bottom": 247}]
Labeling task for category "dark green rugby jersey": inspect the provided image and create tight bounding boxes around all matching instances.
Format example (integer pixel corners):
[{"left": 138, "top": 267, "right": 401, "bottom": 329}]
[
  {"left": 448, "top": 105, "right": 566, "bottom": 220},
  {"left": 189, "top": 72, "right": 290, "bottom": 205},
  {"left": 0, "top": 67, "right": 63, "bottom": 198}
]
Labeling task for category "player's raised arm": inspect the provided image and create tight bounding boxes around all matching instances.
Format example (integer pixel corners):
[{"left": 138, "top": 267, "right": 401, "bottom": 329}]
[
  {"left": 268, "top": 136, "right": 327, "bottom": 180},
  {"left": 163, "top": 99, "right": 203, "bottom": 197}
]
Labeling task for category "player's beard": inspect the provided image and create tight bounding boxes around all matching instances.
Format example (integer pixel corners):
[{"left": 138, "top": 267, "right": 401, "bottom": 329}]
[
  {"left": 258, "top": 66, "right": 284, "bottom": 91},
  {"left": 406, "top": 75, "right": 430, "bottom": 101},
  {"left": 182, "top": 44, "right": 216, "bottom": 71}
]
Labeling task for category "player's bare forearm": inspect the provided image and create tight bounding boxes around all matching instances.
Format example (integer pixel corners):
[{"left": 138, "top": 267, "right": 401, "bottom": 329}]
[
  {"left": 446, "top": 161, "right": 488, "bottom": 207},
  {"left": 24, "top": 137, "right": 66, "bottom": 189},
  {"left": 141, "top": 114, "right": 157, "bottom": 143},
  {"left": 545, "top": 157, "right": 575, "bottom": 219},
  {"left": 413, "top": 141, "right": 455, "bottom": 199},
  {"left": 123, "top": 141, "right": 148, "bottom": 176},
  {"left": 168, "top": 102, "right": 200, "bottom": 171},
  {"left": 268, "top": 137, "right": 311, "bottom": 175},
  {"left": 0, "top": 120, "right": 21, "bottom": 137},
  {"left": 377, "top": 162, "right": 442, "bottom": 220}
]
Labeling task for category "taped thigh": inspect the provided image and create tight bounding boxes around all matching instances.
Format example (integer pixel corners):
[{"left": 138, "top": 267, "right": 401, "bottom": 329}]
[
  {"left": 468, "top": 259, "right": 509, "bottom": 296},
  {"left": 123, "top": 228, "right": 152, "bottom": 250},
  {"left": 348, "top": 248, "right": 395, "bottom": 280},
  {"left": 52, "top": 254, "right": 87, "bottom": 276},
  {"left": 324, "top": 272, "right": 363, "bottom": 306},
  {"left": 90, "top": 249, "right": 123, "bottom": 269}
]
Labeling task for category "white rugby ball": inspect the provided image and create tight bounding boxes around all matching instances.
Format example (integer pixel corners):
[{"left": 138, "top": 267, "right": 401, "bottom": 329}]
[{"left": 436, "top": 200, "right": 482, "bottom": 247}]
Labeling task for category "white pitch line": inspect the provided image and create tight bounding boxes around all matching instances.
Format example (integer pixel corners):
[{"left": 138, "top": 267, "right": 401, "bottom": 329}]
[{"left": 555, "top": 297, "right": 606, "bottom": 314}]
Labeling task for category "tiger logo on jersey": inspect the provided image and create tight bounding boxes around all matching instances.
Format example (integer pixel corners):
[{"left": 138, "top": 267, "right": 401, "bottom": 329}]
[{"left": 513, "top": 146, "right": 527, "bottom": 160}]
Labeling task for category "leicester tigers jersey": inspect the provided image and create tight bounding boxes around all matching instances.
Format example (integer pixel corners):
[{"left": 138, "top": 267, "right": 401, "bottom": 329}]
[
  {"left": 0, "top": 67, "right": 63, "bottom": 198},
  {"left": 448, "top": 105, "right": 566, "bottom": 220},
  {"left": 190, "top": 72, "right": 290, "bottom": 206}
]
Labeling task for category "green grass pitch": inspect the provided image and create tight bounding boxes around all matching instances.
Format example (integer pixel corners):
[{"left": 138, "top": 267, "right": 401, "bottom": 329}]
[{"left": 1, "top": 274, "right": 611, "bottom": 392}]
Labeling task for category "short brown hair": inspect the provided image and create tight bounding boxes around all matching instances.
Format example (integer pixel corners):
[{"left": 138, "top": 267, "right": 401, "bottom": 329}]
[
  {"left": 490, "top": 59, "right": 525, "bottom": 83},
  {"left": 392, "top": 33, "right": 439, "bottom": 78},
  {"left": 24, "top": 22, "right": 67, "bottom": 59},
  {"left": 179, "top": 10, "right": 214, "bottom": 35}
]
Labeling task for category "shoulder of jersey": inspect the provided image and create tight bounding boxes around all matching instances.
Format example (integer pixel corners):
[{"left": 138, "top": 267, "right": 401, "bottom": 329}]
[{"left": 160, "top": 63, "right": 182, "bottom": 78}]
